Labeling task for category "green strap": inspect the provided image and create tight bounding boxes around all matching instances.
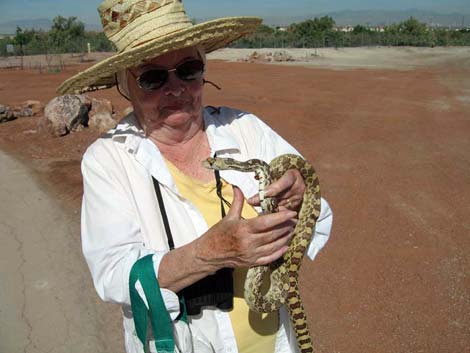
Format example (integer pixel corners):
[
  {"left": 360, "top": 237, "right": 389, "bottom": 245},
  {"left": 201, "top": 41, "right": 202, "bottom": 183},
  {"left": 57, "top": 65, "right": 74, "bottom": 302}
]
[{"left": 129, "top": 254, "right": 187, "bottom": 353}]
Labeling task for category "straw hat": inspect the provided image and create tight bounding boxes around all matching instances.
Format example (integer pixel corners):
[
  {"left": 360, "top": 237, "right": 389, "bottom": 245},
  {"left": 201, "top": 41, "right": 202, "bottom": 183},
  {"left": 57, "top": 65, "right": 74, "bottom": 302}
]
[{"left": 58, "top": 0, "right": 261, "bottom": 94}]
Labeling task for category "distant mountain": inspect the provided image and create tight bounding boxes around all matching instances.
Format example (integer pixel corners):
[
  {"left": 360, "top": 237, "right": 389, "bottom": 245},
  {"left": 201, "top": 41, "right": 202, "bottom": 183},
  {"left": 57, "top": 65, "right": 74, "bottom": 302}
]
[
  {"left": 0, "top": 18, "right": 52, "bottom": 34},
  {"left": 263, "top": 9, "right": 470, "bottom": 27},
  {"left": 318, "top": 9, "right": 469, "bottom": 27},
  {"left": 0, "top": 18, "right": 101, "bottom": 35},
  {"left": 2, "top": 9, "right": 469, "bottom": 35}
]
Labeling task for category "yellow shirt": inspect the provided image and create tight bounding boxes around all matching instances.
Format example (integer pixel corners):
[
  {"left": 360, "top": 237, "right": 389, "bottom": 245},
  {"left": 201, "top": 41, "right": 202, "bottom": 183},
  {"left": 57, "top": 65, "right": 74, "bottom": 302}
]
[{"left": 166, "top": 161, "right": 279, "bottom": 353}]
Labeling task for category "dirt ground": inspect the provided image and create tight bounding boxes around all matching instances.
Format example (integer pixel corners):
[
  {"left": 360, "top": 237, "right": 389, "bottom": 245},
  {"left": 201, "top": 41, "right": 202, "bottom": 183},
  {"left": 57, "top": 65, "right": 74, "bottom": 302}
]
[{"left": 0, "top": 47, "right": 469, "bottom": 353}]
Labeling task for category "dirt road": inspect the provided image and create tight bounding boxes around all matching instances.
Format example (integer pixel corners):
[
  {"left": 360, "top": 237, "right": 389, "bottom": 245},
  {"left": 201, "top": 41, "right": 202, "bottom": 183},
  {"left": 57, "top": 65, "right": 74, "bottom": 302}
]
[
  {"left": 0, "top": 151, "right": 122, "bottom": 353},
  {"left": 0, "top": 47, "right": 469, "bottom": 352}
]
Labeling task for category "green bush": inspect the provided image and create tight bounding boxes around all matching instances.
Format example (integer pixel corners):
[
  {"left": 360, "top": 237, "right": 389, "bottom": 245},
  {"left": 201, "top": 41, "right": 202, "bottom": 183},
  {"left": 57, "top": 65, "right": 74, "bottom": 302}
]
[
  {"left": 2, "top": 15, "right": 470, "bottom": 57},
  {"left": 231, "top": 16, "right": 470, "bottom": 48}
]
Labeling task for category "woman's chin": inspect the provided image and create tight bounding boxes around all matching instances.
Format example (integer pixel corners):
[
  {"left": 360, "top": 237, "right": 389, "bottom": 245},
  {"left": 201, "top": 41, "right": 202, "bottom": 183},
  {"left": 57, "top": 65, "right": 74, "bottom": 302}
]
[
  {"left": 165, "top": 110, "right": 191, "bottom": 121},
  {"left": 157, "top": 108, "right": 200, "bottom": 128}
]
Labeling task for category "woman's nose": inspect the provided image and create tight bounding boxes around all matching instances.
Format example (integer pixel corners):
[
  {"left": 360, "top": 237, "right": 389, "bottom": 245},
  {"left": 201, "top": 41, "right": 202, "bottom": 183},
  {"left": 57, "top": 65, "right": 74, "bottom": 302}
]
[{"left": 162, "top": 71, "right": 186, "bottom": 96}]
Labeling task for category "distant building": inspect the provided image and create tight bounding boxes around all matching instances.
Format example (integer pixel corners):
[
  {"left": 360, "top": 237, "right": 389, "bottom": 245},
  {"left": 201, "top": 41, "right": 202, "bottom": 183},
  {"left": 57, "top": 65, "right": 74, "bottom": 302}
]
[
  {"left": 334, "top": 25, "right": 385, "bottom": 33},
  {"left": 334, "top": 26, "right": 354, "bottom": 32},
  {"left": 371, "top": 26, "right": 385, "bottom": 32}
]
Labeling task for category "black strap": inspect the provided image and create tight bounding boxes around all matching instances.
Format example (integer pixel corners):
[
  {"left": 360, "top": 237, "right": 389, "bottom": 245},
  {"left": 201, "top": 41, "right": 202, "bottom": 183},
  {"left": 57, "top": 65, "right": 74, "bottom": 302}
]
[
  {"left": 213, "top": 153, "right": 231, "bottom": 218},
  {"left": 153, "top": 170, "right": 231, "bottom": 235},
  {"left": 151, "top": 173, "right": 234, "bottom": 315},
  {"left": 215, "top": 169, "right": 231, "bottom": 218},
  {"left": 152, "top": 177, "right": 175, "bottom": 250}
]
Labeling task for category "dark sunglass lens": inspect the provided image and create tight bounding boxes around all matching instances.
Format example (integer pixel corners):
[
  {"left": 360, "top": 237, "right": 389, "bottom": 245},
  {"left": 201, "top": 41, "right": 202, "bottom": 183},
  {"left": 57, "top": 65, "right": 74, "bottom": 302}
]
[
  {"left": 176, "top": 60, "right": 204, "bottom": 80},
  {"left": 138, "top": 69, "right": 168, "bottom": 90}
]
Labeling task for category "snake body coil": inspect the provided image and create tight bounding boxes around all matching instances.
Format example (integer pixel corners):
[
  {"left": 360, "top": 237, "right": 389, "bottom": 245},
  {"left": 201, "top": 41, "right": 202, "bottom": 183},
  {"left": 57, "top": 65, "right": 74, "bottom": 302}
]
[{"left": 204, "top": 154, "right": 321, "bottom": 353}]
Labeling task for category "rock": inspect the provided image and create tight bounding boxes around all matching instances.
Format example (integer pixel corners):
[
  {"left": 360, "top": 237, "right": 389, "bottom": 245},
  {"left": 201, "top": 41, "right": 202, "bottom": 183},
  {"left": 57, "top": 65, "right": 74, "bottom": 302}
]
[
  {"left": 72, "top": 122, "right": 86, "bottom": 133},
  {"left": 88, "top": 97, "right": 113, "bottom": 117},
  {"left": 246, "top": 51, "right": 267, "bottom": 63},
  {"left": 89, "top": 112, "right": 117, "bottom": 133},
  {"left": 272, "top": 50, "right": 294, "bottom": 62},
  {"left": 23, "top": 129, "right": 37, "bottom": 135},
  {"left": 123, "top": 106, "right": 134, "bottom": 117},
  {"left": 242, "top": 50, "right": 294, "bottom": 63},
  {"left": 88, "top": 98, "right": 116, "bottom": 133},
  {"left": 42, "top": 95, "right": 90, "bottom": 137},
  {"left": 21, "top": 107, "right": 34, "bottom": 117},
  {"left": 0, "top": 105, "right": 17, "bottom": 123},
  {"left": 13, "top": 106, "right": 33, "bottom": 117},
  {"left": 9, "top": 100, "right": 43, "bottom": 118},
  {"left": 21, "top": 100, "right": 43, "bottom": 116}
]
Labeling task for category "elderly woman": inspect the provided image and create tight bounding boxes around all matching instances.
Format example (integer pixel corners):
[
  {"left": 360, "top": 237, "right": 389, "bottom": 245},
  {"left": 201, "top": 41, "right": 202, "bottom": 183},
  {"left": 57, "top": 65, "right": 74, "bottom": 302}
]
[{"left": 59, "top": 1, "right": 332, "bottom": 353}]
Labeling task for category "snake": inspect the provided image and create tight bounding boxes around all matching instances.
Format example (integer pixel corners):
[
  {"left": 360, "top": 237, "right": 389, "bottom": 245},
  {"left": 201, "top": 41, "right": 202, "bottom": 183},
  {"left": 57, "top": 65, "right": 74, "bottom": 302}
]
[{"left": 203, "top": 153, "right": 321, "bottom": 353}]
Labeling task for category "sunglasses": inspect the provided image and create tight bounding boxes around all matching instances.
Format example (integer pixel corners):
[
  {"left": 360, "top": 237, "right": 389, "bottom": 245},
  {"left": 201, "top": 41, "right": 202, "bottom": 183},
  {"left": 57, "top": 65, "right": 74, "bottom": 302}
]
[{"left": 131, "top": 59, "right": 205, "bottom": 90}]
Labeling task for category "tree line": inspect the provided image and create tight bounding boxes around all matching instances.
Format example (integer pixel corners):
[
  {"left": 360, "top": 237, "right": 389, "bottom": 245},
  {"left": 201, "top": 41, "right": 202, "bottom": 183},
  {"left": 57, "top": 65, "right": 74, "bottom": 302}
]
[
  {"left": 234, "top": 16, "right": 470, "bottom": 48},
  {"left": 1, "top": 15, "right": 470, "bottom": 57},
  {"left": 0, "top": 16, "right": 114, "bottom": 56}
]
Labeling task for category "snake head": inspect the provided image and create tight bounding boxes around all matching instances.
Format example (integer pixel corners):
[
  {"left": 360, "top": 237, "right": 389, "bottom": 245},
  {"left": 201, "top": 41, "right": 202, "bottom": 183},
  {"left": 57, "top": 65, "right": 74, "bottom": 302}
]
[
  {"left": 202, "top": 157, "right": 216, "bottom": 170},
  {"left": 202, "top": 157, "right": 239, "bottom": 171}
]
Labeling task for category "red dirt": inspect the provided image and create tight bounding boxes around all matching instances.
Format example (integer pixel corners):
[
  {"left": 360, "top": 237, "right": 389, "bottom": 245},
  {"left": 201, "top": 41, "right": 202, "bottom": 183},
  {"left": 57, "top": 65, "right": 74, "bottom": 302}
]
[{"left": 1, "top": 55, "right": 469, "bottom": 353}]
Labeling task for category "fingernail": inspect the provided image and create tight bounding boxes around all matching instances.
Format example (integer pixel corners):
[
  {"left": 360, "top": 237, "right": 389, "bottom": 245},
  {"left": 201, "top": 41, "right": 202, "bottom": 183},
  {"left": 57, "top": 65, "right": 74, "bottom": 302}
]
[
  {"left": 264, "top": 187, "right": 273, "bottom": 197},
  {"left": 287, "top": 210, "right": 297, "bottom": 218}
]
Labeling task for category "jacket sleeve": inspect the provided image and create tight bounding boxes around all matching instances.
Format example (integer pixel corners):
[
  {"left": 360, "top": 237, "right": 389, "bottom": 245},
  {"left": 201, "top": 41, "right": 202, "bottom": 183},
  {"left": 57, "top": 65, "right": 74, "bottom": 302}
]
[
  {"left": 251, "top": 115, "right": 333, "bottom": 261},
  {"left": 81, "top": 146, "right": 174, "bottom": 307}
]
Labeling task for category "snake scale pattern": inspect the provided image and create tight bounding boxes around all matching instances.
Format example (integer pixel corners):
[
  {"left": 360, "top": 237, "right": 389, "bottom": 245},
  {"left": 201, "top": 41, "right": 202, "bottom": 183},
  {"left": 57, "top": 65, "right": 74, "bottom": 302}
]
[{"left": 204, "top": 154, "right": 321, "bottom": 353}]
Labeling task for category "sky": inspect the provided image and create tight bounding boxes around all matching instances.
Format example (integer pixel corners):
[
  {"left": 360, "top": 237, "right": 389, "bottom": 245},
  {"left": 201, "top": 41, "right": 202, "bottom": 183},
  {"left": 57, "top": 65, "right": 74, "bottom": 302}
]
[{"left": 0, "top": 0, "right": 469, "bottom": 25}]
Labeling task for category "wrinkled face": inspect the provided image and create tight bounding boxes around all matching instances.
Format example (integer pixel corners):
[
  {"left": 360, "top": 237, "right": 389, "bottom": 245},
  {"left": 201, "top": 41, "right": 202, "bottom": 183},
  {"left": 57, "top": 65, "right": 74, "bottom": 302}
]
[{"left": 127, "top": 46, "right": 204, "bottom": 134}]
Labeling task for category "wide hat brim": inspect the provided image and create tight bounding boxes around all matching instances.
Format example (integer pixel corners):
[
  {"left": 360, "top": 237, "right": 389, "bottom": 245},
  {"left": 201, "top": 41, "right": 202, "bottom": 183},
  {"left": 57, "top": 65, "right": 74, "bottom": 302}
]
[{"left": 57, "top": 16, "right": 261, "bottom": 94}]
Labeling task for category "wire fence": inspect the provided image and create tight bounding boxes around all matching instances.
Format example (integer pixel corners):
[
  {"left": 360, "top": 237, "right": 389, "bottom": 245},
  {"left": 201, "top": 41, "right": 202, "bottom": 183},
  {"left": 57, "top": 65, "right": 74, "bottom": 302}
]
[
  {"left": 231, "top": 30, "right": 470, "bottom": 49},
  {"left": 1, "top": 30, "right": 469, "bottom": 71}
]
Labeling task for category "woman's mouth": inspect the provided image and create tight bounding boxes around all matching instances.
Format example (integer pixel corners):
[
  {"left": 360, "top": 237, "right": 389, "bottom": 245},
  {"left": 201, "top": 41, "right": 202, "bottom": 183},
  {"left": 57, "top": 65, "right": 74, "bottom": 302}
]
[{"left": 161, "top": 101, "right": 189, "bottom": 111}]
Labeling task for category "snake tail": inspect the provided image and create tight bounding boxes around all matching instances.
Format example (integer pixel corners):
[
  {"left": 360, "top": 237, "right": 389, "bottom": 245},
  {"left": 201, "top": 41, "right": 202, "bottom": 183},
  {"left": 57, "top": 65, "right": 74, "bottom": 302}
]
[{"left": 287, "top": 282, "right": 314, "bottom": 353}]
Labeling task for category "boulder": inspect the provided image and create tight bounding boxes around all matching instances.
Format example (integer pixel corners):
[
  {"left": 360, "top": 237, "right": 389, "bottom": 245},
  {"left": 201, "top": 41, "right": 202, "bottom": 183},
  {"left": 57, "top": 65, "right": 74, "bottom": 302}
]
[
  {"left": 88, "top": 98, "right": 116, "bottom": 133},
  {"left": 42, "top": 95, "right": 90, "bottom": 137}
]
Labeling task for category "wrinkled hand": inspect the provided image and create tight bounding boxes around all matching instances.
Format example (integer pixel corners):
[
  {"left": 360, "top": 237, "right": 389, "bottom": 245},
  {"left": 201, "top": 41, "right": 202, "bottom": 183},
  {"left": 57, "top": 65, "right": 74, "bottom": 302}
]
[
  {"left": 248, "top": 168, "right": 305, "bottom": 212},
  {"left": 196, "top": 186, "right": 297, "bottom": 269}
]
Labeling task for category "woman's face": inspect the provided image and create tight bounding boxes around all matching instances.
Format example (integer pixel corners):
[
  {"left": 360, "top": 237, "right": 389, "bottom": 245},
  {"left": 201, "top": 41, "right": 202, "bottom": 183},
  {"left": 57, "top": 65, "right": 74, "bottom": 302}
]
[{"left": 127, "top": 46, "right": 204, "bottom": 134}]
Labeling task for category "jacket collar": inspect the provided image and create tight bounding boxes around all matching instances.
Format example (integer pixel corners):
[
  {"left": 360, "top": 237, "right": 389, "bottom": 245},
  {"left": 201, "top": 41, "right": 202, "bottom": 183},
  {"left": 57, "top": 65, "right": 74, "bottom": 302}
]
[{"left": 109, "top": 108, "right": 243, "bottom": 191}]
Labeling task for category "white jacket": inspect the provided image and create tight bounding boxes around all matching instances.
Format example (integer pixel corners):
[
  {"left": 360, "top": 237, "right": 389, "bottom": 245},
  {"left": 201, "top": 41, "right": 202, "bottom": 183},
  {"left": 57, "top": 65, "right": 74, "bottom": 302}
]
[{"left": 81, "top": 107, "right": 333, "bottom": 353}]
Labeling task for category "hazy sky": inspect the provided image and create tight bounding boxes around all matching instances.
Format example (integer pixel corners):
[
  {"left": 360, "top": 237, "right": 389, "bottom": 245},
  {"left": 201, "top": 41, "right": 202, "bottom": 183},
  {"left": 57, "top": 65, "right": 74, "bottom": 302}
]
[{"left": 1, "top": 0, "right": 469, "bottom": 24}]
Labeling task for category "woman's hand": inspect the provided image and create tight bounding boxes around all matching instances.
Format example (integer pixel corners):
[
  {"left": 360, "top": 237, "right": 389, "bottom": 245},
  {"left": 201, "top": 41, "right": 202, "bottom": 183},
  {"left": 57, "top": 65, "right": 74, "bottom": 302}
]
[
  {"left": 195, "top": 186, "right": 297, "bottom": 270},
  {"left": 248, "top": 168, "right": 305, "bottom": 212},
  {"left": 159, "top": 186, "right": 297, "bottom": 292}
]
